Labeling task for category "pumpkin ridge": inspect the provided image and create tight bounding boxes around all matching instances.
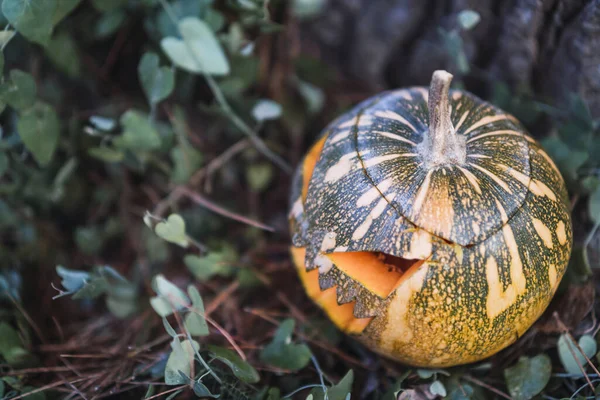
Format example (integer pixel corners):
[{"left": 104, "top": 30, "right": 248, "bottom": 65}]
[{"left": 351, "top": 88, "right": 532, "bottom": 246}]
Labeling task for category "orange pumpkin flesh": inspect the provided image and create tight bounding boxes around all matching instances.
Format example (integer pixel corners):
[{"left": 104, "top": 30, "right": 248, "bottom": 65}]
[{"left": 294, "top": 135, "right": 424, "bottom": 334}]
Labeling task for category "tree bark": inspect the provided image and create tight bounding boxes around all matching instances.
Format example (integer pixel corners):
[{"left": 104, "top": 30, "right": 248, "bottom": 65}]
[{"left": 302, "top": 0, "right": 600, "bottom": 118}]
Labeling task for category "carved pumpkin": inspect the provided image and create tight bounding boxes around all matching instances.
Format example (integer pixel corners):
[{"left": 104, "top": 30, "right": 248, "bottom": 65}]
[{"left": 289, "top": 70, "right": 572, "bottom": 367}]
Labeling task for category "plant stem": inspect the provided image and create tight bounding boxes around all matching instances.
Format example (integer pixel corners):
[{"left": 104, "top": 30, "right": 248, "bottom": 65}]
[{"left": 421, "top": 70, "right": 465, "bottom": 167}]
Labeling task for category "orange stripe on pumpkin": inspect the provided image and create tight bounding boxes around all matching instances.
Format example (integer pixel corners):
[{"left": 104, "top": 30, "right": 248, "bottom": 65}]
[{"left": 302, "top": 135, "right": 328, "bottom": 202}]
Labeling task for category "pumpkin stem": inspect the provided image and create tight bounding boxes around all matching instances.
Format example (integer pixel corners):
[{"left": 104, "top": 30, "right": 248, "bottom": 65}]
[{"left": 422, "top": 70, "right": 466, "bottom": 166}]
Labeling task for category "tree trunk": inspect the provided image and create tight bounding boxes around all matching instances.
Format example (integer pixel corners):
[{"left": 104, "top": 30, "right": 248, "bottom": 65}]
[{"left": 302, "top": 0, "right": 600, "bottom": 118}]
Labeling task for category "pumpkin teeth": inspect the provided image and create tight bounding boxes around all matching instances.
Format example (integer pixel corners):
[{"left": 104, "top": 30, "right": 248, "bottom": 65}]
[{"left": 335, "top": 277, "right": 360, "bottom": 304}]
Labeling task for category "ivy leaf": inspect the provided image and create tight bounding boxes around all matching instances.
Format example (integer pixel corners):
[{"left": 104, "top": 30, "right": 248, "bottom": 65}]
[
  {"left": 208, "top": 345, "right": 260, "bottom": 383},
  {"left": 297, "top": 79, "right": 325, "bottom": 115},
  {"left": 2, "top": 70, "right": 37, "bottom": 111},
  {"left": 439, "top": 28, "right": 469, "bottom": 74},
  {"left": 558, "top": 334, "right": 597, "bottom": 376},
  {"left": 45, "top": 31, "right": 81, "bottom": 78},
  {"left": 589, "top": 186, "right": 600, "bottom": 225},
  {"left": 184, "top": 285, "right": 209, "bottom": 336},
  {"left": 184, "top": 251, "right": 236, "bottom": 282},
  {"left": 2, "top": 0, "right": 56, "bottom": 46},
  {"left": 0, "top": 32, "right": 13, "bottom": 52},
  {"left": 292, "top": 0, "right": 325, "bottom": 19},
  {"left": 247, "top": 163, "right": 273, "bottom": 192},
  {"left": 310, "top": 370, "right": 355, "bottom": 400},
  {"left": 429, "top": 380, "right": 447, "bottom": 397},
  {"left": 568, "top": 93, "right": 594, "bottom": 129},
  {"left": 444, "top": 377, "right": 476, "bottom": 400},
  {"left": 88, "top": 147, "right": 124, "bottom": 163},
  {"left": 193, "top": 381, "right": 220, "bottom": 398},
  {"left": 504, "top": 354, "right": 552, "bottom": 400},
  {"left": 138, "top": 52, "right": 175, "bottom": 106},
  {"left": 17, "top": 102, "right": 60, "bottom": 166},
  {"left": 170, "top": 146, "right": 203, "bottom": 184},
  {"left": 0, "top": 322, "right": 29, "bottom": 365},
  {"left": 542, "top": 136, "right": 588, "bottom": 187},
  {"left": 55, "top": 265, "right": 90, "bottom": 294},
  {"left": 154, "top": 214, "right": 189, "bottom": 248},
  {"left": 164, "top": 338, "right": 199, "bottom": 385},
  {"left": 326, "top": 370, "right": 354, "bottom": 400},
  {"left": 252, "top": 99, "right": 282, "bottom": 121},
  {"left": 114, "top": 110, "right": 161, "bottom": 151},
  {"left": 150, "top": 274, "right": 190, "bottom": 317},
  {"left": 161, "top": 17, "right": 230, "bottom": 76},
  {"left": 94, "top": 9, "right": 126, "bottom": 39},
  {"left": 52, "top": 0, "right": 81, "bottom": 25},
  {"left": 457, "top": 10, "right": 481, "bottom": 30},
  {"left": 260, "top": 319, "right": 312, "bottom": 371},
  {"left": 91, "top": 0, "right": 127, "bottom": 12},
  {"left": 0, "top": 153, "right": 8, "bottom": 178}
]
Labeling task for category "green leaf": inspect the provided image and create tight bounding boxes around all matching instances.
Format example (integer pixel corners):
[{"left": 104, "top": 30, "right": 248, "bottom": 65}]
[
  {"left": 52, "top": 0, "right": 81, "bottom": 25},
  {"left": 260, "top": 319, "right": 312, "bottom": 371},
  {"left": 162, "top": 317, "right": 178, "bottom": 338},
  {"left": 88, "top": 147, "right": 124, "bottom": 163},
  {"left": 105, "top": 283, "right": 138, "bottom": 319},
  {"left": 0, "top": 153, "right": 8, "bottom": 178},
  {"left": 252, "top": 99, "right": 282, "bottom": 121},
  {"left": 0, "top": 322, "right": 29, "bottom": 365},
  {"left": 91, "top": 0, "right": 127, "bottom": 11},
  {"left": 74, "top": 226, "right": 103, "bottom": 255},
  {"left": 45, "top": 31, "right": 80, "bottom": 77},
  {"left": 326, "top": 370, "right": 354, "bottom": 400},
  {"left": 170, "top": 146, "right": 203, "bottom": 184},
  {"left": 193, "top": 381, "right": 220, "bottom": 398},
  {"left": 2, "top": 70, "right": 37, "bottom": 110},
  {"left": 0, "top": 31, "right": 14, "bottom": 51},
  {"left": 18, "top": 102, "right": 60, "bottom": 166},
  {"left": 246, "top": 163, "right": 273, "bottom": 192},
  {"left": 558, "top": 334, "right": 597, "bottom": 377},
  {"left": 94, "top": 9, "right": 126, "bottom": 39},
  {"left": 204, "top": 7, "right": 225, "bottom": 31},
  {"left": 184, "top": 285, "right": 209, "bottom": 336},
  {"left": 457, "top": 10, "right": 480, "bottom": 30},
  {"left": 89, "top": 116, "right": 116, "bottom": 131},
  {"left": 20, "top": 387, "right": 46, "bottom": 400},
  {"left": 439, "top": 28, "right": 469, "bottom": 74},
  {"left": 297, "top": 79, "right": 325, "bottom": 115},
  {"left": 504, "top": 354, "right": 552, "bottom": 400},
  {"left": 444, "top": 378, "right": 476, "bottom": 400},
  {"left": 208, "top": 344, "right": 260, "bottom": 383},
  {"left": 154, "top": 214, "right": 189, "bottom": 247},
  {"left": 2, "top": 0, "right": 56, "bottom": 46},
  {"left": 184, "top": 251, "right": 236, "bottom": 282},
  {"left": 150, "top": 274, "right": 190, "bottom": 317},
  {"left": 589, "top": 186, "right": 600, "bottom": 225},
  {"left": 54, "top": 266, "right": 88, "bottom": 296},
  {"left": 265, "top": 387, "right": 281, "bottom": 400},
  {"left": 569, "top": 93, "right": 594, "bottom": 129},
  {"left": 542, "top": 136, "right": 588, "bottom": 186},
  {"left": 138, "top": 52, "right": 175, "bottom": 106},
  {"left": 429, "top": 380, "right": 446, "bottom": 397},
  {"left": 115, "top": 110, "right": 161, "bottom": 151},
  {"left": 160, "top": 16, "right": 230, "bottom": 76},
  {"left": 164, "top": 338, "right": 199, "bottom": 385},
  {"left": 292, "top": 0, "right": 325, "bottom": 19}
]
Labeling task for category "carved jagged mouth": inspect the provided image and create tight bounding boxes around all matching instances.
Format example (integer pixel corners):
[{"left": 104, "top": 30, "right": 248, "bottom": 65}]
[
  {"left": 292, "top": 245, "right": 430, "bottom": 335},
  {"left": 324, "top": 251, "right": 425, "bottom": 299},
  {"left": 293, "top": 247, "right": 426, "bottom": 334}
]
